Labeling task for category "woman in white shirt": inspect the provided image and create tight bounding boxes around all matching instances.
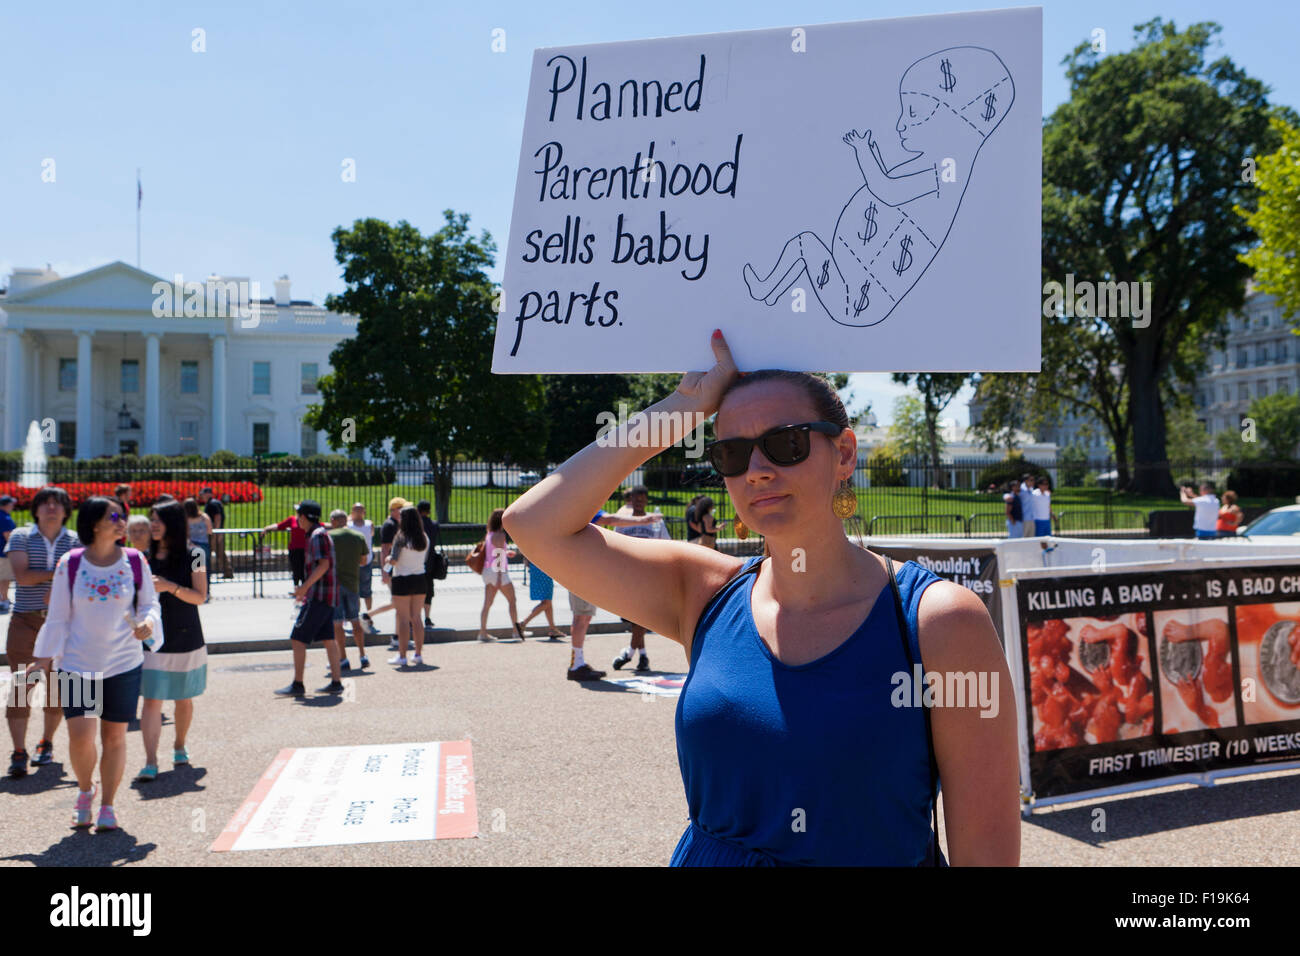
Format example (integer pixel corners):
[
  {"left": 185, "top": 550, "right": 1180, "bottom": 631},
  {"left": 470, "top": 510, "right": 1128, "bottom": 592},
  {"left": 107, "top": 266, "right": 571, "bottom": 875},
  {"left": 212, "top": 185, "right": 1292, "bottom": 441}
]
[
  {"left": 27, "top": 497, "right": 162, "bottom": 832},
  {"left": 386, "top": 505, "right": 429, "bottom": 668}
]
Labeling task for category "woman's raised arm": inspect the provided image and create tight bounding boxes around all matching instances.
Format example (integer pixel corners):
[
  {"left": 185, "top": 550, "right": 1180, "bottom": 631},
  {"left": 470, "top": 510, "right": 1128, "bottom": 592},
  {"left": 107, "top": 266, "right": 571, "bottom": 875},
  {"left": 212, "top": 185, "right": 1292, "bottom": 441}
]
[{"left": 504, "top": 332, "right": 742, "bottom": 643}]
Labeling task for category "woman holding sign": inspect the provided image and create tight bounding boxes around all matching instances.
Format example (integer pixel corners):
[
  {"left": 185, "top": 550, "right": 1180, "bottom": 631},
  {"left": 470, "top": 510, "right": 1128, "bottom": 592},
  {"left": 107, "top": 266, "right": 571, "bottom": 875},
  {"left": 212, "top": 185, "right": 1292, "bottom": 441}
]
[{"left": 504, "top": 332, "right": 1018, "bottom": 865}]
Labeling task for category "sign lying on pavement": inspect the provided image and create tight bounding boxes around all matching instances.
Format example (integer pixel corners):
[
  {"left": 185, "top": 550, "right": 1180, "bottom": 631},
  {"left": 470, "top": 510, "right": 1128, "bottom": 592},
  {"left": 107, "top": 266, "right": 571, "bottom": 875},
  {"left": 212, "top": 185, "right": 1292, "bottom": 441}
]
[
  {"left": 211, "top": 740, "right": 476, "bottom": 851},
  {"left": 607, "top": 673, "right": 687, "bottom": 697}
]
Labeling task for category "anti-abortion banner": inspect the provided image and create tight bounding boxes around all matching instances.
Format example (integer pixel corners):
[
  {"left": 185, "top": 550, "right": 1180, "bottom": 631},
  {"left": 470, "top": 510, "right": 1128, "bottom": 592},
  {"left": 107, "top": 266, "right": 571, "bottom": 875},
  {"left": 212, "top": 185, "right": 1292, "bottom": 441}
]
[
  {"left": 1016, "top": 567, "right": 1300, "bottom": 800},
  {"left": 211, "top": 741, "right": 476, "bottom": 851},
  {"left": 870, "top": 545, "right": 1002, "bottom": 644},
  {"left": 495, "top": 8, "right": 1042, "bottom": 373}
]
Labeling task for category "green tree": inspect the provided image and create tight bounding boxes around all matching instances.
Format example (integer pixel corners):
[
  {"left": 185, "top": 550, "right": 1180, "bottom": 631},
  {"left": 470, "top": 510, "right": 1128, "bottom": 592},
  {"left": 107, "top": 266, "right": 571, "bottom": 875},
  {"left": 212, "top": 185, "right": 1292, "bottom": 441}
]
[
  {"left": 1238, "top": 117, "right": 1300, "bottom": 320},
  {"left": 1218, "top": 391, "right": 1300, "bottom": 461},
  {"left": 977, "top": 20, "right": 1282, "bottom": 494},
  {"left": 304, "top": 212, "right": 547, "bottom": 522},
  {"left": 887, "top": 394, "right": 929, "bottom": 459},
  {"left": 1059, "top": 442, "right": 1089, "bottom": 486},
  {"left": 1164, "top": 399, "right": 1212, "bottom": 465},
  {"left": 891, "top": 373, "right": 967, "bottom": 488},
  {"left": 537, "top": 374, "right": 633, "bottom": 466}
]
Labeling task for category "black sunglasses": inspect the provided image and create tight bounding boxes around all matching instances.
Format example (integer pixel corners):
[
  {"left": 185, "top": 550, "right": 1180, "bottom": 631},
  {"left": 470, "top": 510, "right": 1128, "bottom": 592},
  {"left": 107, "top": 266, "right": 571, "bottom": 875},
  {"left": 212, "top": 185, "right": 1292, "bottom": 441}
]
[{"left": 706, "top": 422, "right": 843, "bottom": 477}]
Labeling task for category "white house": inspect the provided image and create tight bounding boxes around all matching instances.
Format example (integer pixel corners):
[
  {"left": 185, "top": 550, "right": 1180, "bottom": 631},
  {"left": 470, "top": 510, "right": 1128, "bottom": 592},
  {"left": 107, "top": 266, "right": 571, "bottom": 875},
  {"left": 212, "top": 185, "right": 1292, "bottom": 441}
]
[{"left": 0, "top": 262, "right": 359, "bottom": 458}]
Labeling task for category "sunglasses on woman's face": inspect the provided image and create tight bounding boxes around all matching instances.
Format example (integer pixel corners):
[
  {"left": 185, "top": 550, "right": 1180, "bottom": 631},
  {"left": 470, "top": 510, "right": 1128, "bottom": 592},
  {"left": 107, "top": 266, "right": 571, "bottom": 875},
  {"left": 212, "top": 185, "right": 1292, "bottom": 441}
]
[
  {"left": 706, "top": 422, "right": 843, "bottom": 477},
  {"left": 108, "top": 512, "right": 125, "bottom": 523}
]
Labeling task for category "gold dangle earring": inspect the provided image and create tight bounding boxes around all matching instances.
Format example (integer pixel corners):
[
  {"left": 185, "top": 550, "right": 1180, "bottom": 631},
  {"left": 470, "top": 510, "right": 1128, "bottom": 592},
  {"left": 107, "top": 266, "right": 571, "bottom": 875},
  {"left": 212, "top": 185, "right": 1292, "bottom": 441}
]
[
  {"left": 832, "top": 479, "right": 858, "bottom": 519},
  {"left": 734, "top": 516, "right": 749, "bottom": 539}
]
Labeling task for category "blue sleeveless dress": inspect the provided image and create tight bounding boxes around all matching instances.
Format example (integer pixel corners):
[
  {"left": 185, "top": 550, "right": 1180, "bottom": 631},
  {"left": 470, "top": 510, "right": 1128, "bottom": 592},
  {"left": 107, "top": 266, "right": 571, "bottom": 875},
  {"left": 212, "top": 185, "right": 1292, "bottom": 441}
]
[{"left": 671, "top": 555, "right": 944, "bottom": 866}]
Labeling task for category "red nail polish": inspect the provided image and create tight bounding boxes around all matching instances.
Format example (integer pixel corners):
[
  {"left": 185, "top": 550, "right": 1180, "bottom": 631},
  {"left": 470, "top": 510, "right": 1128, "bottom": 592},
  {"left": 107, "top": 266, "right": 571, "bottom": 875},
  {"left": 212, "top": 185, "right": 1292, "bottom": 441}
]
[{"left": 712, "top": 329, "right": 721, "bottom": 338}]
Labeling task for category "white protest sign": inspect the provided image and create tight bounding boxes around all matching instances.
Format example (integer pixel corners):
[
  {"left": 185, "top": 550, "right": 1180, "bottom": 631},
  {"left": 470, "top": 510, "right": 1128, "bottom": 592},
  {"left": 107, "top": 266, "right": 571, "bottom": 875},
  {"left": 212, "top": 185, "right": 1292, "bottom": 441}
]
[{"left": 494, "top": 7, "right": 1041, "bottom": 374}]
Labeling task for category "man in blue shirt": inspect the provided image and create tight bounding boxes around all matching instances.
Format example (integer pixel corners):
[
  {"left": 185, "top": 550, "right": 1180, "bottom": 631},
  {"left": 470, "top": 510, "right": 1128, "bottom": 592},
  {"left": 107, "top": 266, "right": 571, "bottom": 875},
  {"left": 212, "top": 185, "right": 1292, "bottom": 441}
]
[{"left": 0, "top": 495, "right": 16, "bottom": 613}]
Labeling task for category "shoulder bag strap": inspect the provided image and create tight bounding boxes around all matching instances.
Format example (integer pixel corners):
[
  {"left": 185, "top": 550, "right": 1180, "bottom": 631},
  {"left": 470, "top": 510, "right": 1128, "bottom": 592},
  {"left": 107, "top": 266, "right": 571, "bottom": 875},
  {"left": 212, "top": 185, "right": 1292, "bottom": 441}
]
[{"left": 885, "top": 554, "right": 943, "bottom": 868}]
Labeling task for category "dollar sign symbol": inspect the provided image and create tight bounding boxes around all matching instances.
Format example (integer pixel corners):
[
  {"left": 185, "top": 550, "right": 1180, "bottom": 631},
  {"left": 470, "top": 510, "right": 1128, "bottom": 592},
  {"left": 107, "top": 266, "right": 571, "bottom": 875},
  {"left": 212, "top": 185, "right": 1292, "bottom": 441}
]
[
  {"left": 892, "top": 235, "right": 913, "bottom": 277},
  {"left": 982, "top": 91, "right": 997, "bottom": 122},
  {"left": 853, "top": 279, "right": 870, "bottom": 317},
  {"left": 817, "top": 259, "right": 830, "bottom": 289},
  {"left": 939, "top": 58, "right": 956, "bottom": 93},
  {"left": 857, "top": 202, "right": 878, "bottom": 245}
]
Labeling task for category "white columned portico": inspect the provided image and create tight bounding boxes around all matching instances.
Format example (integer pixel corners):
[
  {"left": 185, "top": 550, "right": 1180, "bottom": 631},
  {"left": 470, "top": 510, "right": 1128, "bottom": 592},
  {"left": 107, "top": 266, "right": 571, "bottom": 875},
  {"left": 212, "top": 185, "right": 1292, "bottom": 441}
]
[
  {"left": 4, "top": 329, "right": 25, "bottom": 450},
  {"left": 211, "top": 333, "right": 227, "bottom": 452},
  {"left": 144, "top": 333, "right": 161, "bottom": 455},
  {"left": 75, "top": 331, "right": 93, "bottom": 459}
]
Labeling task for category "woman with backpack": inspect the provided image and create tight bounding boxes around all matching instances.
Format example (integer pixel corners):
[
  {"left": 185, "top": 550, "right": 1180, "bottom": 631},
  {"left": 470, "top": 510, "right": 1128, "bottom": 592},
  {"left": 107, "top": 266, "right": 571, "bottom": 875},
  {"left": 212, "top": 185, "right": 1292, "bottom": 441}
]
[
  {"left": 137, "top": 500, "right": 208, "bottom": 782},
  {"left": 26, "top": 496, "right": 162, "bottom": 832},
  {"left": 387, "top": 505, "right": 429, "bottom": 667}
]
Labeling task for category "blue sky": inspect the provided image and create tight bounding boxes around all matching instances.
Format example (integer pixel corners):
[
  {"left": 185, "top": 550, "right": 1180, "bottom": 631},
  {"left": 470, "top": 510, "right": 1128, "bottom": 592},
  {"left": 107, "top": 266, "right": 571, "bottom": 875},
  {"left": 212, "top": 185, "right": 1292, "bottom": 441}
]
[{"left": 4, "top": 0, "right": 1296, "bottom": 425}]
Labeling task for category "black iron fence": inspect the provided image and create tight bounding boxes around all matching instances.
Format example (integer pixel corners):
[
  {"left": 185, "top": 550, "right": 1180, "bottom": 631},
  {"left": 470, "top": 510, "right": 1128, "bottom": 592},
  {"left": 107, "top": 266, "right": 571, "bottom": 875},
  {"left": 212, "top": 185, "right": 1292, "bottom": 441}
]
[{"left": 4, "top": 454, "right": 1295, "bottom": 593}]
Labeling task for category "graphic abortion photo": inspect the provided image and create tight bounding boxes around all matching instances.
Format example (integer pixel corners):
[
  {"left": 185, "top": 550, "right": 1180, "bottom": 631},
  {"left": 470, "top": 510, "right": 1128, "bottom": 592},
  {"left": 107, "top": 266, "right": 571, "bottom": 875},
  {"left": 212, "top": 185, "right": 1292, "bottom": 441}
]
[
  {"left": 1236, "top": 602, "right": 1300, "bottom": 726},
  {"left": 1151, "top": 607, "right": 1237, "bottom": 734},
  {"left": 1027, "top": 613, "right": 1154, "bottom": 752}
]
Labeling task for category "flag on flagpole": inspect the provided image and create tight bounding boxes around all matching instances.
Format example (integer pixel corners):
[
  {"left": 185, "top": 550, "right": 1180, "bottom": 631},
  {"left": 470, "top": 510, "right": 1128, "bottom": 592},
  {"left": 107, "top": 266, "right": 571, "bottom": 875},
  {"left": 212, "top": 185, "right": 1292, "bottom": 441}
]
[{"left": 137, "top": 170, "right": 142, "bottom": 209}]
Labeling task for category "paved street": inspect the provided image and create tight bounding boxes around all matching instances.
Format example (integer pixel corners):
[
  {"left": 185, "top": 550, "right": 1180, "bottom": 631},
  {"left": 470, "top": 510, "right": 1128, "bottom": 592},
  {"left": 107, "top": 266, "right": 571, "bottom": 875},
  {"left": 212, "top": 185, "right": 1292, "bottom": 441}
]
[{"left": 2, "top": 568, "right": 1299, "bottom": 866}]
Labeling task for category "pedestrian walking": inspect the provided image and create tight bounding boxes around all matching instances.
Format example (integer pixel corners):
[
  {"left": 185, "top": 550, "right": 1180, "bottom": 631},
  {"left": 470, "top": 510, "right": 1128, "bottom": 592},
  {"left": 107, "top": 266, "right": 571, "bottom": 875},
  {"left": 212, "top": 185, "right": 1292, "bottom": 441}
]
[
  {"left": 1217, "top": 490, "right": 1243, "bottom": 538},
  {"left": 348, "top": 503, "right": 379, "bottom": 630},
  {"left": 387, "top": 505, "right": 429, "bottom": 666},
  {"left": 198, "top": 488, "right": 232, "bottom": 579},
  {"left": 27, "top": 497, "right": 161, "bottom": 831},
  {"left": 417, "top": 500, "right": 440, "bottom": 629},
  {"left": 1017, "top": 475, "right": 1036, "bottom": 537},
  {"left": 125, "top": 514, "right": 152, "bottom": 554},
  {"left": 327, "top": 510, "right": 370, "bottom": 673},
  {"left": 692, "top": 495, "right": 723, "bottom": 549},
  {"left": 264, "top": 508, "right": 309, "bottom": 590},
  {"left": 611, "top": 485, "right": 670, "bottom": 672},
  {"left": 5, "top": 487, "right": 78, "bottom": 777},
  {"left": 1182, "top": 482, "right": 1221, "bottom": 540},
  {"left": 518, "top": 550, "right": 565, "bottom": 639},
  {"left": 1030, "top": 478, "right": 1053, "bottom": 536},
  {"left": 0, "top": 494, "right": 19, "bottom": 613},
  {"left": 183, "top": 498, "right": 213, "bottom": 602},
  {"left": 504, "top": 331, "right": 1018, "bottom": 865},
  {"left": 273, "top": 501, "right": 344, "bottom": 697},
  {"left": 1003, "top": 480, "right": 1024, "bottom": 538},
  {"left": 369, "top": 497, "right": 406, "bottom": 647},
  {"left": 138, "top": 500, "right": 208, "bottom": 781},
  {"left": 475, "top": 508, "right": 523, "bottom": 643}
]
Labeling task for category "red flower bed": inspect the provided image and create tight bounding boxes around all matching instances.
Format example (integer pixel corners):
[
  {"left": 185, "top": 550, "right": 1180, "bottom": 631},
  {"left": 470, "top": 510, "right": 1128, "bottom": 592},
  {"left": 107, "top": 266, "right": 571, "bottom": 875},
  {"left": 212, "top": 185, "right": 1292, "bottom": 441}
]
[{"left": 0, "top": 481, "right": 263, "bottom": 510}]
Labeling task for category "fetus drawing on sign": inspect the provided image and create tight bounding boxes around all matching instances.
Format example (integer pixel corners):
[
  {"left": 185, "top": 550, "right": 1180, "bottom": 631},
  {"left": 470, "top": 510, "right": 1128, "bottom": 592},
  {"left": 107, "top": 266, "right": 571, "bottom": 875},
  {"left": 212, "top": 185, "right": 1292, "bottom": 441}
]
[{"left": 743, "top": 46, "right": 1014, "bottom": 327}]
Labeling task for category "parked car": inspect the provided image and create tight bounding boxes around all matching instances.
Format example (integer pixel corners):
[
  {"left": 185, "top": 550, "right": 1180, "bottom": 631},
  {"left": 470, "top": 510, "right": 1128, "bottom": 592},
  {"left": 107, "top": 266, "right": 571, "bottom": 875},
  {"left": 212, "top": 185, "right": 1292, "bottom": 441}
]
[
  {"left": 518, "top": 471, "right": 541, "bottom": 488},
  {"left": 1238, "top": 504, "right": 1300, "bottom": 538}
]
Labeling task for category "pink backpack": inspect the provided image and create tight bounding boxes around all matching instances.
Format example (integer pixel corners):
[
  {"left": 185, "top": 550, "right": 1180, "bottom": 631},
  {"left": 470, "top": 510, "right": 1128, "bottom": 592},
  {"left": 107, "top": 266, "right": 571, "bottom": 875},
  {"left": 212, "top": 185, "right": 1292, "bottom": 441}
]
[{"left": 65, "top": 547, "right": 145, "bottom": 615}]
